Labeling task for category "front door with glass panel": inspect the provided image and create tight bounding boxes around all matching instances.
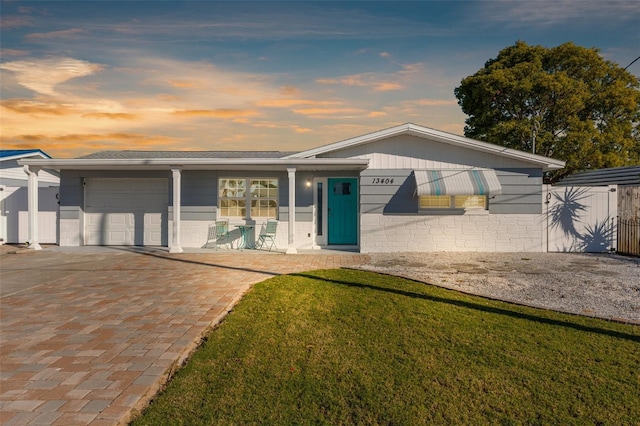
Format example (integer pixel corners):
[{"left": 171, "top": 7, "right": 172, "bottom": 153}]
[{"left": 327, "top": 178, "right": 358, "bottom": 245}]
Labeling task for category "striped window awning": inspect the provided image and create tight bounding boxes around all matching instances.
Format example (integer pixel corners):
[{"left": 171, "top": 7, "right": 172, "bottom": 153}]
[{"left": 414, "top": 169, "right": 502, "bottom": 196}]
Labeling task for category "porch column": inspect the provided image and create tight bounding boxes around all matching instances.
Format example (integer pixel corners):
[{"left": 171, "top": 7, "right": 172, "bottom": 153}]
[
  {"left": 24, "top": 165, "right": 42, "bottom": 250},
  {"left": 286, "top": 167, "right": 297, "bottom": 254},
  {"left": 169, "top": 168, "right": 183, "bottom": 253}
]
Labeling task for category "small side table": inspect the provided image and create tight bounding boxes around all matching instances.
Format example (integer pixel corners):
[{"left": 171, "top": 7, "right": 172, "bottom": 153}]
[{"left": 235, "top": 225, "right": 255, "bottom": 249}]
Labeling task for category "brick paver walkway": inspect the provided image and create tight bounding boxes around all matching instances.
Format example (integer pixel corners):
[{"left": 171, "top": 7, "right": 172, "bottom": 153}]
[{"left": 0, "top": 248, "right": 368, "bottom": 425}]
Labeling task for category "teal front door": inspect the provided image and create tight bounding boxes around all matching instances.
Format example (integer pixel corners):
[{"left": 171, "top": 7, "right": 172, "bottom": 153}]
[{"left": 328, "top": 178, "right": 358, "bottom": 245}]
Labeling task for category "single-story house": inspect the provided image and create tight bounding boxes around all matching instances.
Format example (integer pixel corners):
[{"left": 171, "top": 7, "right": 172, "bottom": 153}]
[
  {"left": 18, "top": 123, "right": 565, "bottom": 253},
  {"left": 0, "top": 149, "right": 59, "bottom": 245}
]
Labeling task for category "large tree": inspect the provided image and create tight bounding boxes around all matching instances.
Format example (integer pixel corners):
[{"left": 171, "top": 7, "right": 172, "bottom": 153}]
[{"left": 454, "top": 41, "right": 640, "bottom": 183}]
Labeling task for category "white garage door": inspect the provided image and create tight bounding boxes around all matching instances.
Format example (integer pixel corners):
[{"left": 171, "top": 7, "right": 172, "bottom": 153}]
[{"left": 85, "top": 178, "right": 168, "bottom": 246}]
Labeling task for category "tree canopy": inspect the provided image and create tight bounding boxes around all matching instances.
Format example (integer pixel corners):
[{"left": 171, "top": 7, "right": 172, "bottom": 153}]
[{"left": 454, "top": 41, "right": 640, "bottom": 183}]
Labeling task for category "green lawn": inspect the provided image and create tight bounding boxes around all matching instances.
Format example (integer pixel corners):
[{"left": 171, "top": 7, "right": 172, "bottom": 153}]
[{"left": 132, "top": 269, "right": 640, "bottom": 425}]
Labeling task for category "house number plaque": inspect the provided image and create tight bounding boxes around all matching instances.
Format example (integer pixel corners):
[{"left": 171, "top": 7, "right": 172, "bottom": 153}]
[{"left": 371, "top": 178, "right": 395, "bottom": 184}]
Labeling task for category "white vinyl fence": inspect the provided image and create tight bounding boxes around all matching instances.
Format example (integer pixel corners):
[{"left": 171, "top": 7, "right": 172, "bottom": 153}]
[
  {"left": 0, "top": 186, "right": 59, "bottom": 244},
  {"left": 544, "top": 185, "right": 617, "bottom": 253}
]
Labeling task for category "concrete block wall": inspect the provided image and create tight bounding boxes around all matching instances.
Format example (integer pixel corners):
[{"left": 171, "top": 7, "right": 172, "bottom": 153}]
[
  {"left": 360, "top": 213, "right": 544, "bottom": 253},
  {"left": 59, "top": 218, "right": 81, "bottom": 246}
]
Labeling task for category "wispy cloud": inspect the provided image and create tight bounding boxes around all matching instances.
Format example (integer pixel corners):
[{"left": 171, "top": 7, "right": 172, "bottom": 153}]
[
  {"left": 403, "top": 99, "right": 458, "bottom": 107},
  {"left": 0, "top": 49, "right": 30, "bottom": 57},
  {"left": 103, "top": 4, "right": 444, "bottom": 41},
  {"left": 25, "top": 28, "right": 88, "bottom": 41},
  {"left": 255, "top": 99, "right": 340, "bottom": 108},
  {"left": 476, "top": 0, "right": 640, "bottom": 26},
  {"left": 0, "top": 133, "right": 182, "bottom": 158},
  {"left": 316, "top": 62, "right": 426, "bottom": 92},
  {"left": 292, "top": 107, "right": 367, "bottom": 118},
  {"left": 167, "top": 79, "right": 202, "bottom": 89},
  {"left": 82, "top": 112, "right": 138, "bottom": 120},
  {"left": 171, "top": 109, "right": 259, "bottom": 118},
  {"left": 1, "top": 99, "right": 77, "bottom": 115},
  {"left": 0, "top": 57, "right": 103, "bottom": 96},
  {"left": 317, "top": 73, "right": 403, "bottom": 92},
  {"left": 0, "top": 14, "right": 33, "bottom": 29}
]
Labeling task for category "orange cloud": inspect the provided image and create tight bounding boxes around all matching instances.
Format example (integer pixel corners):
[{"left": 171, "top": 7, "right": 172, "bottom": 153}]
[
  {"left": 316, "top": 74, "right": 403, "bottom": 92},
  {"left": 167, "top": 79, "right": 200, "bottom": 89},
  {"left": 172, "top": 109, "right": 259, "bottom": 118},
  {"left": 1, "top": 99, "right": 76, "bottom": 115},
  {"left": 82, "top": 112, "right": 138, "bottom": 120},
  {"left": 368, "top": 111, "right": 387, "bottom": 118},
  {"left": 256, "top": 99, "right": 340, "bottom": 108},
  {"left": 156, "top": 94, "right": 182, "bottom": 102},
  {"left": 6, "top": 133, "right": 177, "bottom": 143},
  {"left": 402, "top": 98, "right": 459, "bottom": 107},
  {"left": 292, "top": 107, "right": 365, "bottom": 116},
  {"left": 279, "top": 86, "right": 300, "bottom": 96},
  {"left": 373, "top": 82, "right": 403, "bottom": 91},
  {"left": 1, "top": 133, "right": 183, "bottom": 157}
]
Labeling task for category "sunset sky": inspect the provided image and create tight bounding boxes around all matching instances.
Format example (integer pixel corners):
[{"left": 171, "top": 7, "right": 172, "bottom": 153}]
[{"left": 1, "top": 1, "right": 639, "bottom": 158}]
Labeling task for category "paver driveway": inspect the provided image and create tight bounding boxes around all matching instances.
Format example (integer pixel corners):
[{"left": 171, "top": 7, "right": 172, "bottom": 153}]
[{"left": 0, "top": 248, "right": 367, "bottom": 425}]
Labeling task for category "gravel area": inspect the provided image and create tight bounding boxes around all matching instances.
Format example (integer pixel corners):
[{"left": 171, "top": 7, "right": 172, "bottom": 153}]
[{"left": 359, "top": 252, "right": 640, "bottom": 324}]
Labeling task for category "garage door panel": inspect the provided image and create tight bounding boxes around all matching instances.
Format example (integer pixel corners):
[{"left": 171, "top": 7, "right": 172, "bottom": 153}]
[
  {"left": 85, "top": 179, "right": 168, "bottom": 246},
  {"left": 108, "top": 214, "right": 129, "bottom": 226}
]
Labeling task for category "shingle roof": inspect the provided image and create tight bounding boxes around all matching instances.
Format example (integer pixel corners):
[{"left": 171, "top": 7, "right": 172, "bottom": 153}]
[
  {"left": 284, "top": 122, "right": 566, "bottom": 171},
  {"left": 0, "top": 149, "right": 49, "bottom": 159},
  {"left": 556, "top": 165, "right": 640, "bottom": 187},
  {"left": 79, "top": 151, "right": 298, "bottom": 159}
]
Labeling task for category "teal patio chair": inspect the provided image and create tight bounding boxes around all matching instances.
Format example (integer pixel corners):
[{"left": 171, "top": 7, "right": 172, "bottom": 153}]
[
  {"left": 256, "top": 220, "right": 278, "bottom": 251},
  {"left": 206, "top": 219, "right": 232, "bottom": 249}
]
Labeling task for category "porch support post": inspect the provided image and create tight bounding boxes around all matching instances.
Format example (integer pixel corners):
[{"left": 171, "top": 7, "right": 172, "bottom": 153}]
[
  {"left": 169, "top": 168, "right": 183, "bottom": 253},
  {"left": 24, "top": 165, "right": 42, "bottom": 250},
  {"left": 286, "top": 167, "right": 297, "bottom": 254}
]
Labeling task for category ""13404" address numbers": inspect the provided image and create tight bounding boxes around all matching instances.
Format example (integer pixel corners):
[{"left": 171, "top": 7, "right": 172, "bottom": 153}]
[{"left": 371, "top": 178, "right": 395, "bottom": 184}]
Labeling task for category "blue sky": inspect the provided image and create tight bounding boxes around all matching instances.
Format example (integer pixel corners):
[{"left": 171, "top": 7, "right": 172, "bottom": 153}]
[{"left": 1, "top": 0, "right": 638, "bottom": 157}]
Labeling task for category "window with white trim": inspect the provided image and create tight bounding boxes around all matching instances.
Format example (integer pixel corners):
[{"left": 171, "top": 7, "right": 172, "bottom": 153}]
[
  {"left": 219, "top": 178, "right": 278, "bottom": 219},
  {"left": 419, "top": 195, "right": 487, "bottom": 210}
]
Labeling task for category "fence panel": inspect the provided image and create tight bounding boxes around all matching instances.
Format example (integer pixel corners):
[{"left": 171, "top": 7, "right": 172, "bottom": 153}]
[
  {"left": 545, "top": 186, "right": 616, "bottom": 252},
  {"left": 617, "top": 219, "right": 640, "bottom": 256},
  {"left": 617, "top": 186, "right": 640, "bottom": 256}
]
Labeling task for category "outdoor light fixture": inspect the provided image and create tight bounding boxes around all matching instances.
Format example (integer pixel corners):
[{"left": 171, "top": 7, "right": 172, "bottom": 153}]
[{"left": 305, "top": 179, "right": 312, "bottom": 188}]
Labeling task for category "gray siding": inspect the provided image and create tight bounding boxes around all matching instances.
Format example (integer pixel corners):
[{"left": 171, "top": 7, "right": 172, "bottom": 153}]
[
  {"left": 360, "top": 169, "right": 416, "bottom": 214},
  {"left": 60, "top": 169, "right": 312, "bottom": 220},
  {"left": 182, "top": 171, "right": 217, "bottom": 207},
  {"left": 278, "top": 206, "right": 313, "bottom": 222},
  {"left": 59, "top": 173, "right": 84, "bottom": 208},
  {"left": 491, "top": 169, "right": 542, "bottom": 214},
  {"left": 168, "top": 206, "right": 216, "bottom": 221},
  {"left": 359, "top": 168, "right": 542, "bottom": 215},
  {"left": 60, "top": 170, "right": 170, "bottom": 209}
]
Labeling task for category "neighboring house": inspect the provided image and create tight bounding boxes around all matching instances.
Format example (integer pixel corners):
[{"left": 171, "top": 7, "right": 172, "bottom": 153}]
[
  {"left": 18, "top": 123, "right": 565, "bottom": 252},
  {"left": 0, "top": 150, "right": 59, "bottom": 245}
]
